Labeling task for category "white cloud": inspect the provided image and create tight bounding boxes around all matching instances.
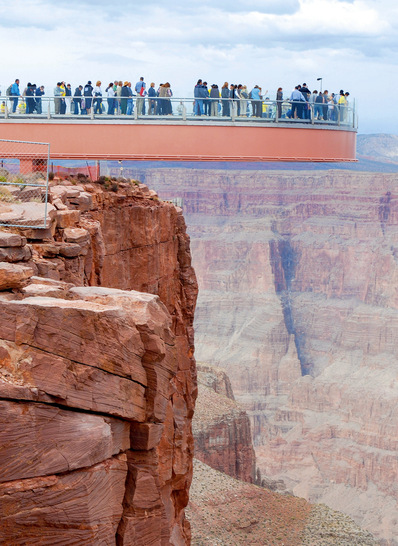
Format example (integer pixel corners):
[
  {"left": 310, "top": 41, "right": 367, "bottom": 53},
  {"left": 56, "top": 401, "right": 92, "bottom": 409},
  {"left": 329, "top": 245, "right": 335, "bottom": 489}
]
[{"left": 0, "top": 0, "right": 397, "bottom": 132}]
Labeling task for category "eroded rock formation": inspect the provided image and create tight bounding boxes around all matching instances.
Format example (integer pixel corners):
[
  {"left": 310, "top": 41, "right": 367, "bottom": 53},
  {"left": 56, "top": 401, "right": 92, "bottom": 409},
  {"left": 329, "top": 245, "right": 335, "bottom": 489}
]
[
  {"left": 193, "top": 363, "right": 255, "bottom": 483},
  {"left": 0, "top": 179, "right": 198, "bottom": 544},
  {"left": 135, "top": 167, "right": 398, "bottom": 544}
]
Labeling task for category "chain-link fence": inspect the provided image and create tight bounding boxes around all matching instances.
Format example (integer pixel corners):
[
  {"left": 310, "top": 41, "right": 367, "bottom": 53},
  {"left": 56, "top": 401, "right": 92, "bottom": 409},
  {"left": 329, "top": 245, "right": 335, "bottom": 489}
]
[{"left": 0, "top": 139, "right": 50, "bottom": 228}]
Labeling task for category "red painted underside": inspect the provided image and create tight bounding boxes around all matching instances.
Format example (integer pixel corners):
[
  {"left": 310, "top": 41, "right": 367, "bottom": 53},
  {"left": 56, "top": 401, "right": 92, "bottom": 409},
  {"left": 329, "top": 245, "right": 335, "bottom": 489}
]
[{"left": 0, "top": 122, "right": 357, "bottom": 162}]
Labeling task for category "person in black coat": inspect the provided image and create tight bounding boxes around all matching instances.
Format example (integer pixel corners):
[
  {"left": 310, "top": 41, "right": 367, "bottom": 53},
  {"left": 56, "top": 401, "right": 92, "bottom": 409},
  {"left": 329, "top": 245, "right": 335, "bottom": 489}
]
[{"left": 73, "top": 85, "right": 83, "bottom": 114}]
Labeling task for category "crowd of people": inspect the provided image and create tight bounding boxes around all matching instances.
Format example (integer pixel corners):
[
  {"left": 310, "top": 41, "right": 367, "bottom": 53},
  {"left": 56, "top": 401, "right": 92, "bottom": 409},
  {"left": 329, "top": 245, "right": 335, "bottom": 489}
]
[
  {"left": 194, "top": 80, "right": 350, "bottom": 120},
  {"left": 3, "top": 78, "right": 351, "bottom": 121}
]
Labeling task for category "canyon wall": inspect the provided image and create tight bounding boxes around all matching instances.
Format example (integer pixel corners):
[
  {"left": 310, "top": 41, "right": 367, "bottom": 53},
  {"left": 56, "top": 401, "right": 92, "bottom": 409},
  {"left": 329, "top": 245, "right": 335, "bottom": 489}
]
[
  {"left": 135, "top": 167, "right": 398, "bottom": 544},
  {"left": 0, "top": 179, "right": 198, "bottom": 544}
]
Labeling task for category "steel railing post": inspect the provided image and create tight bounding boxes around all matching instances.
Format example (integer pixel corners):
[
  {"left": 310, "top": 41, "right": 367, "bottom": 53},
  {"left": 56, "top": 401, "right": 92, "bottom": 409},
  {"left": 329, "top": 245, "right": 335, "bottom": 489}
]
[
  {"left": 4, "top": 103, "right": 8, "bottom": 119},
  {"left": 182, "top": 104, "right": 187, "bottom": 121}
]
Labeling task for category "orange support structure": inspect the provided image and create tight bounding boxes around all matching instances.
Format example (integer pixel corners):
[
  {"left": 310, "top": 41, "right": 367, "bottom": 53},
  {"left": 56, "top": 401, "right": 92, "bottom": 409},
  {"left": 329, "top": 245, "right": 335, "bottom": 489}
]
[{"left": 0, "top": 120, "right": 356, "bottom": 162}]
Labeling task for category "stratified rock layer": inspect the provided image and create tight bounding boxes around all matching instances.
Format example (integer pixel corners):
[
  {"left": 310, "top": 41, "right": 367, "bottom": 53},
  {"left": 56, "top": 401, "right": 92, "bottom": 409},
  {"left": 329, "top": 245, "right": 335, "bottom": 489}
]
[
  {"left": 0, "top": 180, "right": 198, "bottom": 545},
  {"left": 193, "top": 363, "right": 255, "bottom": 483},
  {"left": 137, "top": 167, "right": 398, "bottom": 544}
]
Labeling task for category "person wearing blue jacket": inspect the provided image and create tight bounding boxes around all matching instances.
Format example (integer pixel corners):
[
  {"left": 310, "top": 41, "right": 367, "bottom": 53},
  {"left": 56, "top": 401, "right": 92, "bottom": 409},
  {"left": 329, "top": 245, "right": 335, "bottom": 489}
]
[
  {"left": 10, "top": 79, "right": 20, "bottom": 113},
  {"left": 221, "top": 82, "right": 230, "bottom": 116},
  {"left": 194, "top": 79, "right": 207, "bottom": 116},
  {"left": 250, "top": 85, "right": 262, "bottom": 117}
]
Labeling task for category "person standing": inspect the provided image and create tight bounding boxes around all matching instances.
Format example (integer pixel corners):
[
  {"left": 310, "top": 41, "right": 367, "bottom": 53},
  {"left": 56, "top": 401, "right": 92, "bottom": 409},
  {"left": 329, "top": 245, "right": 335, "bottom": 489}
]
[
  {"left": 250, "top": 85, "right": 263, "bottom": 117},
  {"left": 289, "top": 86, "right": 305, "bottom": 119},
  {"left": 126, "top": 82, "right": 133, "bottom": 115},
  {"left": 147, "top": 82, "right": 157, "bottom": 115},
  {"left": 10, "top": 79, "right": 20, "bottom": 113},
  {"left": 94, "top": 81, "right": 103, "bottom": 114},
  {"left": 300, "top": 83, "right": 311, "bottom": 119},
  {"left": 60, "top": 82, "right": 66, "bottom": 114},
  {"left": 35, "top": 85, "right": 45, "bottom": 114},
  {"left": 221, "top": 82, "right": 230, "bottom": 116},
  {"left": 65, "top": 84, "right": 72, "bottom": 114},
  {"left": 322, "top": 90, "right": 329, "bottom": 120},
  {"left": 338, "top": 90, "right": 347, "bottom": 122},
  {"left": 314, "top": 91, "right": 324, "bottom": 120},
  {"left": 164, "top": 82, "right": 173, "bottom": 114},
  {"left": 106, "top": 83, "right": 115, "bottom": 114},
  {"left": 84, "top": 81, "right": 93, "bottom": 114},
  {"left": 135, "top": 77, "right": 146, "bottom": 116},
  {"left": 203, "top": 82, "right": 210, "bottom": 116},
  {"left": 73, "top": 85, "right": 83, "bottom": 114},
  {"left": 25, "top": 83, "right": 35, "bottom": 114},
  {"left": 209, "top": 84, "right": 219, "bottom": 116},
  {"left": 276, "top": 87, "right": 283, "bottom": 119},
  {"left": 120, "top": 81, "right": 129, "bottom": 114},
  {"left": 54, "top": 82, "right": 62, "bottom": 114},
  {"left": 240, "top": 85, "right": 249, "bottom": 117},
  {"left": 194, "top": 79, "right": 204, "bottom": 116}
]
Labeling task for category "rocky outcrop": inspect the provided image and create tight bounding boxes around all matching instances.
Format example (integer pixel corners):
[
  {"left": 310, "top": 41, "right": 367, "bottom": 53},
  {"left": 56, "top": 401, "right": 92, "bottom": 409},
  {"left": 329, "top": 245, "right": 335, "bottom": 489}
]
[
  {"left": 193, "top": 363, "right": 255, "bottom": 483},
  {"left": 134, "top": 166, "right": 398, "bottom": 544},
  {"left": 0, "top": 178, "right": 198, "bottom": 544}
]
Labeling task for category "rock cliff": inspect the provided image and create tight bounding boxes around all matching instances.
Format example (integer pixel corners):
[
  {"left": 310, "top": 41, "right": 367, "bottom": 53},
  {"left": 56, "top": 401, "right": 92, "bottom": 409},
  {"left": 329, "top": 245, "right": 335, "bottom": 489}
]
[
  {"left": 135, "top": 166, "right": 398, "bottom": 544},
  {"left": 0, "top": 178, "right": 198, "bottom": 544},
  {"left": 193, "top": 363, "right": 255, "bottom": 483}
]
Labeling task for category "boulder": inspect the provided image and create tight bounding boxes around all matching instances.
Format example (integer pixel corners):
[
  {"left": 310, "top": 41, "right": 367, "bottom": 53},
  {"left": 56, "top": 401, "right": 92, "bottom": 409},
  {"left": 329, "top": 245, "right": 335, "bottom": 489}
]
[{"left": 0, "top": 263, "right": 34, "bottom": 290}]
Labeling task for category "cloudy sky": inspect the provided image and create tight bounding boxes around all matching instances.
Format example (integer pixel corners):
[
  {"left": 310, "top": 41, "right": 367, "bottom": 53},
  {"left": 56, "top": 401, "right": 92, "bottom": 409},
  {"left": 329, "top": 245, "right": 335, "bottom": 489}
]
[{"left": 0, "top": 0, "right": 396, "bottom": 133}]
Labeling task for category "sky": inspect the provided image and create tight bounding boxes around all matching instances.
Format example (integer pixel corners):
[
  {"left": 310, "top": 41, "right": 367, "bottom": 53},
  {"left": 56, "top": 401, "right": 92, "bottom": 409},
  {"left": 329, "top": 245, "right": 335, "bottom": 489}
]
[{"left": 0, "top": 0, "right": 397, "bottom": 134}]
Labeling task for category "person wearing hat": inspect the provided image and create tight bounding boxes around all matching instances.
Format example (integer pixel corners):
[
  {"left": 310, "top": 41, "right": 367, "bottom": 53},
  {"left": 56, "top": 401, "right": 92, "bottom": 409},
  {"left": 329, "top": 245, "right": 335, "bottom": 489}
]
[{"left": 84, "top": 81, "right": 93, "bottom": 114}]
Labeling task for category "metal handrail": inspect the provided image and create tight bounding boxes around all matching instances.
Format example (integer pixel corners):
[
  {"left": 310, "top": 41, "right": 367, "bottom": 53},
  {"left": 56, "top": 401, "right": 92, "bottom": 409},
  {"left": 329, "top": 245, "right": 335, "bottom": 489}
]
[{"left": 0, "top": 95, "right": 356, "bottom": 127}]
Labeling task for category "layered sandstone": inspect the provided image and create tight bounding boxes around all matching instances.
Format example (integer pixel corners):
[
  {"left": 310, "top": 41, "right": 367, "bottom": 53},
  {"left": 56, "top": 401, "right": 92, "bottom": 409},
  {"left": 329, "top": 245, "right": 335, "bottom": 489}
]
[
  {"left": 193, "top": 363, "right": 255, "bottom": 483},
  {"left": 134, "top": 166, "right": 398, "bottom": 544},
  {"left": 0, "top": 178, "right": 198, "bottom": 544}
]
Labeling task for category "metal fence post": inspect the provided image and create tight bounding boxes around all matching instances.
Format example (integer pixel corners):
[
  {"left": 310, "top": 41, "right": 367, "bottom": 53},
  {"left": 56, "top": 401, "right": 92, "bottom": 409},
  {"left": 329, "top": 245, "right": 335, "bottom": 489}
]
[
  {"left": 4, "top": 103, "right": 8, "bottom": 119},
  {"left": 47, "top": 100, "right": 51, "bottom": 119},
  {"left": 231, "top": 101, "right": 236, "bottom": 121},
  {"left": 0, "top": 139, "right": 50, "bottom": 229},
  {"left": 182, "top": 104, "right": 187, "bottom": 121}
]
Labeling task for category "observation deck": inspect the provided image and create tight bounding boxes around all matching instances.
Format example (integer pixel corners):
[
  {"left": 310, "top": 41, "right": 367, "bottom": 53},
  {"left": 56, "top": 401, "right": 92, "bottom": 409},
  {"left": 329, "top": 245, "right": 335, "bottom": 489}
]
[{"left": 0, "top": 96, "right": 357, "bottom": 163}]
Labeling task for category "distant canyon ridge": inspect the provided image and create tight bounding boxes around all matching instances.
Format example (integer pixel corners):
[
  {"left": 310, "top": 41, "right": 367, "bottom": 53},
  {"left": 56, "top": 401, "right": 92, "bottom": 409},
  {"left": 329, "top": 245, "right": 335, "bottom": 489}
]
[{"left": 136, "top": 161, "right": 398, "bottom": 544}]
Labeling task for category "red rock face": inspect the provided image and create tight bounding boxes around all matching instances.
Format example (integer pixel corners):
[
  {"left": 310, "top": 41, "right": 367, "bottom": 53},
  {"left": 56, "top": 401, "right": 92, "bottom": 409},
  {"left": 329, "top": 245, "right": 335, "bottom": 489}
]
[
  {"left": 0, "top": 181, "right": 198, "bottom": 544},
  {"left": 135, "top": 167, "right": 398, "bottom": 543},
  {"left": 193, "top": 364, "right": 256, "bottom": 483}
]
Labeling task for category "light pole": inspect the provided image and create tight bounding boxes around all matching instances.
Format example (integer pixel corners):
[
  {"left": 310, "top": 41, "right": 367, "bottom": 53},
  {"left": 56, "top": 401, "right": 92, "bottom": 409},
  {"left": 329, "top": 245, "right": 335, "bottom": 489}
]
[{"left": 317, "top": 77, "right": 323, "bottom": 92}]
